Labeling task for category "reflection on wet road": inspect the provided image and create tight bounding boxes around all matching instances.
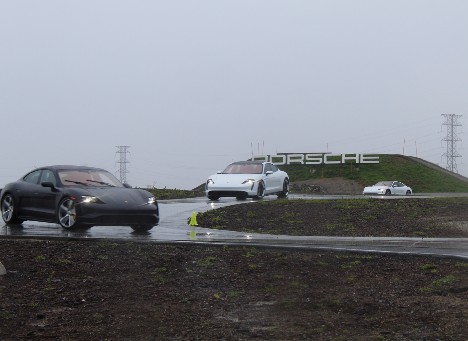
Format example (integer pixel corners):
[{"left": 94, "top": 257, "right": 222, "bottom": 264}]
[{"left": 1, "top": 195, "right": 467, "bottom": 259}]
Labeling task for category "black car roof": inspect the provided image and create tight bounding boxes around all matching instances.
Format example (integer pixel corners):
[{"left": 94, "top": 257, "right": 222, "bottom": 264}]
[{"left": 39, "top": 165, "right": 106, "bottom": 172}]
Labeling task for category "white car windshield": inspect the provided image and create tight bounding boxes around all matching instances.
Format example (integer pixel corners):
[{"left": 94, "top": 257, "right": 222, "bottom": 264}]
[
  {"left": 223, "top": 163, "right": 263, "bottom": 174},
  {"left": 375, "top": 181, "right": 392, "bottom": 186},
  {"left": 58, "top": 169, "right": 124, "bottom": 187}
]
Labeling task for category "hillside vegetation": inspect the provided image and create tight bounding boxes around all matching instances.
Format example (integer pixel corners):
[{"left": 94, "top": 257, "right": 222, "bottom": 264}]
[
  {"left": 145, "top": 154, "right": 468, "bottom": 195},
  {"left": 281, "top": 154, "right": 468, "bottom": 193}
]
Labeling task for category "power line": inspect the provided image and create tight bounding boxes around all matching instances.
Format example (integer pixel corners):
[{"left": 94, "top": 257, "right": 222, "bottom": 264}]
[
  {"left": 116, "top": 146, "right": 130, "bottom": 183},
  {"left": 441, "top": 114, "right": 462, "bottom": 173}
]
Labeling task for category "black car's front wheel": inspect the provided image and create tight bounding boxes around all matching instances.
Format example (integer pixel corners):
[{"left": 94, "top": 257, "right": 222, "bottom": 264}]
[
  {"left": 1, "top": 194, "right": 24, "bottom": 225},
  {"left": 57, "top": 197, "right": 80, "bottom": 229},
  {"left": 131, "top": 225, "right": 154, "bottom": 232}
]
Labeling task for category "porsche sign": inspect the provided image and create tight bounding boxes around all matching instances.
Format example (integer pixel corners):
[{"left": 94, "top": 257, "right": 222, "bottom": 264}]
[{"left": 253, "top": 153, "right": 379, "bottom": 165}]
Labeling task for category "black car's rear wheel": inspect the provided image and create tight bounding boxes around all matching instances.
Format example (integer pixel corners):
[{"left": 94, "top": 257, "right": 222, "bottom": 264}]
[
  {"left": 57, "top": 197, "right": 80, "bottom": 229},
  {"left": 1, "top": 194, "right": 24, "bottom": 225},
  {"left": 208, "top": 195, "right": 220, "bottom": 201}
]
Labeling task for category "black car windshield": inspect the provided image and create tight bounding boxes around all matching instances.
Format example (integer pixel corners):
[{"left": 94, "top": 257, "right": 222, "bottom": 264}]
[
  {"left": 58, "top": 170, "right": 123, "bottom": 187},
  {"left": 223, "top": 163, "right": 263, "bottom": 174}
]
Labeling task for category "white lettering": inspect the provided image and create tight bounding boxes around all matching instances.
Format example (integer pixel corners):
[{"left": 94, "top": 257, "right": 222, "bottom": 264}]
[
  {"left": 342, "top": 153, "right": 360, "bottom": 163},
  {"left": 253, "top": 155, "right": 269, "bottom": 162},
  {"left": 286, "top": 154, "right": 305, "bottom": 164},
  {"left": 360, "top": 154, "right": 379, "bottom": 164},
  {"left": 305, "top": 153, "right": 323, "bottom": 165},
  {"left": 253, "top": 153, "right": 380, "bottom": 165},
  {"left": 324, "top": 154, "right": 341, "bottom": 164},
  {"left": 271, "top": 155, "right": 286, "bottom": 165}
]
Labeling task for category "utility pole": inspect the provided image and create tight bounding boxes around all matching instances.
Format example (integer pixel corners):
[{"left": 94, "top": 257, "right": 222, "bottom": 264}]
[
  {"left": 116, "top": 146, "right": 130, "bottom": 183},
  {"left": 441, "top": 114, "right": 462, "bottom": 173}
]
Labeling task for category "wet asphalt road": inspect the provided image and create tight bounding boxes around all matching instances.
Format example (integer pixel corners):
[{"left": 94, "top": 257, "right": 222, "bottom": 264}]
[{"left": 1, "top": 195, "right": 467, "bottom": 259}]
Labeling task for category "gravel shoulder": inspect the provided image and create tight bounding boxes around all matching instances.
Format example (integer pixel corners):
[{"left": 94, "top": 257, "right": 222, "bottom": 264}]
[{"left": 1, "top": 196, "right": 467, "bottom": 340}]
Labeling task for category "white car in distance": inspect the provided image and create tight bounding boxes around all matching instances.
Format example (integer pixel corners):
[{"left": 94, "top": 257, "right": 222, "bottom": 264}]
[
  {"left": 205, "top": 161, "right": 289, "bottom": 200},
  {"left": 363, "top": 181, "right": 413, "bottom": 196}
]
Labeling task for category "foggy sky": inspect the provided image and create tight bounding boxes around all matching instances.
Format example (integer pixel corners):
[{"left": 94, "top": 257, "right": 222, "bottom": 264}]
[{"left": 1, "top": 0, "right": 467, "bottom": 189}]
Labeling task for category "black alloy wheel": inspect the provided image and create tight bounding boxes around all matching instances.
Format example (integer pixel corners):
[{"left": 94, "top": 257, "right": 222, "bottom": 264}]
[
  {"left": 1, "top": 194, "right": 24, "bottom": 225},
  {"left": 57, "top": 197, "right": 80, "bottom": 229}
]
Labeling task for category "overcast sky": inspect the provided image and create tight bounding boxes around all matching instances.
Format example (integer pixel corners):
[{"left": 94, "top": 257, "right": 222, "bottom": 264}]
[{"left": 1, "top": 1, "right": 467, "bottom": 189}]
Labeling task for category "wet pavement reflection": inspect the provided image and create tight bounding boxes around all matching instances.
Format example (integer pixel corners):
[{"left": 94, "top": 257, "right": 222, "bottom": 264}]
[{"left": 1, "top": 195, "right": 467, "bottom": 259}]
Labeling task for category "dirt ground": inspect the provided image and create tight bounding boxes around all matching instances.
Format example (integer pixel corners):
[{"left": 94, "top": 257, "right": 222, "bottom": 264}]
[
  {"left": 290, "top": 177, "right": 364, "bottom": 195},
  {"left": 1, "top": 197, "right": 467, "bottom": 340}
]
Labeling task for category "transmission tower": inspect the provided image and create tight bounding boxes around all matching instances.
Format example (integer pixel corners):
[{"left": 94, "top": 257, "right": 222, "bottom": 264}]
[
  {"left": 441, "top": 114, "right": 462, "bottom": 173},
  {"left": 116, "top": 146, "right": 130, "bottom": 183}
]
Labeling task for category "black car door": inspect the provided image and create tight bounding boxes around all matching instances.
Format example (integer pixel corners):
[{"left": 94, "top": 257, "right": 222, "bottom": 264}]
[
  {"left": 33, "top": 169, "right": 60, "bottom": 220},
  {"left": 16, "top": 170, "right": 42, "bottom": 218}
]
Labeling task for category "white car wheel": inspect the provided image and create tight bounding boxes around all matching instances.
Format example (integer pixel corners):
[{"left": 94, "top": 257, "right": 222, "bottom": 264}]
[
  {"left": 277, "top": 179, "right": 289, "bottom": 198},
  {"left": 255, "top": 181, "right": 265, "bottom": 199}
]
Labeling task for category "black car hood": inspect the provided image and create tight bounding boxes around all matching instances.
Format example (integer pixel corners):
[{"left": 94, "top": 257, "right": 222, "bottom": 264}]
[{"left": 76, "top": 187, "right": 151, "bottom": 205}]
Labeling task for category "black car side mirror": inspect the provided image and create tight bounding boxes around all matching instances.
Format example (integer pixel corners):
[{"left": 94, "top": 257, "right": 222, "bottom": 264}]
[
  {"left": 41, "top": 182, "right": 58, "bottom": 191},
  {"left": 123, "top": 183, "right": 132, "bottom": 188}
]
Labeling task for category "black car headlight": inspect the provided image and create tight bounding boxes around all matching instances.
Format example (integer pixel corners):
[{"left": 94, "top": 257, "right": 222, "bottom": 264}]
[{"left": 81, "top": 195, "right": 98, "bottom": 204}]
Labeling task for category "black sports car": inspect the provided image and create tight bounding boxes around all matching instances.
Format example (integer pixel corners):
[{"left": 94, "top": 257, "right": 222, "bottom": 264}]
[{"left": 0, "top": 165, "right": 159, "bottom": 232}]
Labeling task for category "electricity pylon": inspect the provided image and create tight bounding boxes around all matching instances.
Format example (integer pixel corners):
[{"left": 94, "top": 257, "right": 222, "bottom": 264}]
[
  {"left": 441, "top": 114, "right": 462, "bottom": 173},
  {"left": 116, "top": 146, "right": 130, "bottom": 183}
]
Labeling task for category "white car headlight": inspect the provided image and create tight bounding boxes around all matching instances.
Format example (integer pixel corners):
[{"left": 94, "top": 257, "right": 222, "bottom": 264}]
[
  {"left": 147, "top": 196, "right": 156, "bottom": 205},
  {"left": 242, "top": 179, "right": 256, "bottom": 190}
]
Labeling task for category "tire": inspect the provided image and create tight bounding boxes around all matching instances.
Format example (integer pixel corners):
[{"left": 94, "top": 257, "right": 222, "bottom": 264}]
[
  {"left": 385, "top": 189, "right": 391, "bottom": 196},
  {"left": 277, "top": 179, "right": 289, "bottom": 198},
  {"left": 57, "top": 197, "right": 80, "bottom": 229},
  {"left": 1, "top": 194, "right": 24, "bottom": 225},
  {"left": 131, "top": 225, "right": 154, "bottom": 232},
  {"left": 236, "top": 196, "right": 247, "bottom": 201},
  {"left": 406, "top": 190, "right": 412, "bottom": 195},
  {"left": 208, "top": 195, "right": 220, "bottom": 201},
  {"left": 254, "top": 181, "right": 265, "bottom": 200}
]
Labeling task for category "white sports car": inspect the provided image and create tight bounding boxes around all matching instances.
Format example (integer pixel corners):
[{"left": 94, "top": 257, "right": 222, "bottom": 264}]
[
  {"left": 363, "top": 181, "right": 413, "bottom": 196},
  {"left": 205, "top": 161, "right": 289, "bottom": 200}
]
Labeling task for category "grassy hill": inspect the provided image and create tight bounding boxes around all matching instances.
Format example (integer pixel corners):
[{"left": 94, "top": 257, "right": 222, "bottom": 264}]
[{"left": 281, "top": 154, "right": 468, "bottom": 193}]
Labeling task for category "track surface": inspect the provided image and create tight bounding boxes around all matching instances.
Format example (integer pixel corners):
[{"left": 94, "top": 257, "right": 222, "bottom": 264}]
[{"left": 1, "top": 195, "right": 467, "bottom": 259}]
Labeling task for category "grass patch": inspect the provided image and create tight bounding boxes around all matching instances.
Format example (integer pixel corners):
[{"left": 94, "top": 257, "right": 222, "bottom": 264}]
[
  {"left": 196, "top": 256, "right": 218, "bottom": 267},
  {"left": 281, "top": 154, "right": 468, "bottom": 193},
  {"left": 421, "top": 275, "right": 457, "bottom": 292}
]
